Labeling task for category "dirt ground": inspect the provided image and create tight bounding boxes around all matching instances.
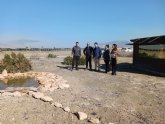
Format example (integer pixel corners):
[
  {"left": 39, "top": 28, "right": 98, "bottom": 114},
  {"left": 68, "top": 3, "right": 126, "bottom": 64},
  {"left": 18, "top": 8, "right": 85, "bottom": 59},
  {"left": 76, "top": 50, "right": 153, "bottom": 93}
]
[{"left": 0, "top": 51, "right": 165, "bottom": 124}]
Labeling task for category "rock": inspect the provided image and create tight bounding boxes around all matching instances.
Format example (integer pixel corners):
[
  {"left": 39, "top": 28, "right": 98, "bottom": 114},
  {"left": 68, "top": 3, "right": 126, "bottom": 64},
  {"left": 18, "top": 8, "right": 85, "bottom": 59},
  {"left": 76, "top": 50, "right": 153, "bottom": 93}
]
[
  {"left": 40, "top": 96, "right": 53, "bottom": 102},
  {"left": 88, "top": 118, "right": 100, "bottom": 124},
  {"left": 77, "top": 112, "right": 87, "bottom": 120},
  {"left": 49, "top": 86, "right": 58, "bottom": 92},
  {"left": 28, "top": 91, "right": 34, "bottom": 96},
  {"left": 63, "top": 107, "right": 70, "bottom": 112},
  {"left": 0, "top": 90, "right": 5, "bottom": 93},
  {"left": 2, "top": 92, "right": 13, "bottom": 96},
  {"left": 13, "top": 91, "right": 21, "bottom": 97},
  {"left": 53, "top": 102, "right": 62, "bottom": 108},
  {"left": 2, "top": 69, "right": 8, "bottom": 76},
  {"left": 2, "top": 79, "right": 8, "bottom": 83},
  {"left": 14, "top": 72, "right": 23, "bottom": 77},
  {"left": 32, "top": 92, "right": 44, "bottom": 99},
  {"left": 58, "top": 83, "right": 70, "bottom": 89},
  {"left": 21, "top": 92, "right": 27, "bottom": 96},
  {"left": 27, "top": 87, "right": 38, "bottom": 92},
  {"left": 37, "top": 86, "right": 47, "bottom": 92},
  {"left": 63, "top": 83, "right": 70, "bottom": 88},
  {"left": 0, "top": 75, "right": 5, "bottom": 79},
  {"left": 44, "top": 83, "right": 52, "bottom": 89}
]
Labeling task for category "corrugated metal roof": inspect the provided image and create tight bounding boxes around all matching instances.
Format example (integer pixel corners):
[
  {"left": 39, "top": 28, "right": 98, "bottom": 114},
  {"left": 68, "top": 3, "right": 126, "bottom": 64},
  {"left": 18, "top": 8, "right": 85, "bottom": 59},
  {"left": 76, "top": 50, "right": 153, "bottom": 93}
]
[{"left": 130, "top": 35, "right": 165, "bottom": 45}]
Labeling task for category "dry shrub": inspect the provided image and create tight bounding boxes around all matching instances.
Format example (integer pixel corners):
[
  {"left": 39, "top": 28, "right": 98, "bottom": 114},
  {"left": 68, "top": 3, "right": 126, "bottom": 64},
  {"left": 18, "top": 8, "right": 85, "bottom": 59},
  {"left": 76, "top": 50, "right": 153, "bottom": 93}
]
[
  {"left": 47, "top": 53, "right": 57, "bottom": 58},
  {"left": 2, "top": 52, "right": 32, "bottom": 73},
  {"left": 62, "top": 56, "right": 85, "bottom": 65}
]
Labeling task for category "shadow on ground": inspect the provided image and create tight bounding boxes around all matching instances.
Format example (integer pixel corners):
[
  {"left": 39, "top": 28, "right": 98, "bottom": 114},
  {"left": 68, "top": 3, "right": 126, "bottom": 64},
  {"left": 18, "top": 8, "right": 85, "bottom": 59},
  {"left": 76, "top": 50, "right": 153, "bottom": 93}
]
[
  {"left": 114, "top": 63, "right": 164, "bottom": 77},
  {"left": 57, "top": 65, "right": 85, "bottom": 70},
  {"left": 57, "top": 63, "right": 164, "bottom": 77},
  {"left": 99, "top": 62, "right": 164, "bottom": 77}
]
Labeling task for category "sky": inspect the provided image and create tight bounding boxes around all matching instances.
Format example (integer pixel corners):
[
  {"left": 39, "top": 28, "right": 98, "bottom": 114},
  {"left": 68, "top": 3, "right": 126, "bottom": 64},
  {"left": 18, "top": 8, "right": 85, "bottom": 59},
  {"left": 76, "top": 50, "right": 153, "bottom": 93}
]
[{"left": 0, "top": 0, "right": 165, "bottom": 48}]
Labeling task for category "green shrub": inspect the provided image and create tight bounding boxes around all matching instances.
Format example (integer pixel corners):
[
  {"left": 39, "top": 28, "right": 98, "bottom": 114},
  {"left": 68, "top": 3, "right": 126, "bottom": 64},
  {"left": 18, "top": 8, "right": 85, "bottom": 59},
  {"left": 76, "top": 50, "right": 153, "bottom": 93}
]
[
  {"left": 79, "top": 56, "right": 85, "bottom": 65},
  {"left": 0, "top": 64, "right": 4, "bottom": 73},
  {"left": 63, "top": 56, "right": 73, "bottom": 65},
  {"left": 2, "top": 52, "right": 32, "bottom": 73},
  {"left": 47, "top": 54, "right": 57, "bottom": 58},
  {"left": 62, "top": 56, "right": 85, "bottom": 65}
]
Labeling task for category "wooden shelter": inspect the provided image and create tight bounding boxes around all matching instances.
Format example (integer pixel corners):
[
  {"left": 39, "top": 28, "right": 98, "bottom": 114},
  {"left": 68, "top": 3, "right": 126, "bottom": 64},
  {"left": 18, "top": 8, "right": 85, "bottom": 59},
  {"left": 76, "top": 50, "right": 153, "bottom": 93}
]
[{"left": 130, "top": 35, "right": 165, "bottom": 73}]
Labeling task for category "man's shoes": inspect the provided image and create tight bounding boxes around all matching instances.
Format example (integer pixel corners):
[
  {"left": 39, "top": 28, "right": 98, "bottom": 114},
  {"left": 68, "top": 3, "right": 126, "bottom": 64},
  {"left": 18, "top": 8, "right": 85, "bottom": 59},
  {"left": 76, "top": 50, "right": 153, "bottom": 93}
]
[{"left": 111, "top": 73, "right": 116, "bottom": 75}]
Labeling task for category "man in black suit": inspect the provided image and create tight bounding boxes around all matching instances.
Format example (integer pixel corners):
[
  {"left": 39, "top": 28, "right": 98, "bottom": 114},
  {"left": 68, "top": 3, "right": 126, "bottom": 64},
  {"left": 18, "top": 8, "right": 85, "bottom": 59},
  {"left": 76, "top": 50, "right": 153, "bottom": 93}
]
[{"left": 83, "top": 42, "right": 93, "bottom": 70}]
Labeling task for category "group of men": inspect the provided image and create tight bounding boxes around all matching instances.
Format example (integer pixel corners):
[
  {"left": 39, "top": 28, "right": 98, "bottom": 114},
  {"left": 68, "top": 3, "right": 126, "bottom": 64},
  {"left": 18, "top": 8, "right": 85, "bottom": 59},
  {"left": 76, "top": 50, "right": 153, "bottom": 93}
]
[{"left": 71, "top": 42, "right": 102, "bottom": 71}]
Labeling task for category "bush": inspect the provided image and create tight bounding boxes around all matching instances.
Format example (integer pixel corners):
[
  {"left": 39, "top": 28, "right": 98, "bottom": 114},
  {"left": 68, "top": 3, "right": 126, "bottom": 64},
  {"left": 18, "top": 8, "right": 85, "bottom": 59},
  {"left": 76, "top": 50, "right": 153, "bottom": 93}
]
[
  {"left": 47, "top": 54, "right": 57, "bottom": 58},
  {"left": 79, "top": 56, "right": 85, "bottom": 65},
  {"left": 63, "top": 56, "right": 73, "bottom": 65},
  {"left": 2, "top": 52, "right": 32, "bottom": 73},
  {"left": 62, "top": 56, "right": 85, "bottom": 65},
  {"left": 0, "top": 64, "right": 4, "bottom": 73}
]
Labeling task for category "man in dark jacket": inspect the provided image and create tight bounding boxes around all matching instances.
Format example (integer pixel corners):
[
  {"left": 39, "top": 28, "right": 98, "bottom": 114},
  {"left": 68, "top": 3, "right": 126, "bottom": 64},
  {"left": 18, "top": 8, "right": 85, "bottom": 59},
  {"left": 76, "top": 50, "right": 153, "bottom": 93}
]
[
  {"left": 72, "top": 42, "right": 81, "bottom": 70},
  {"left": 83, "top": 42, "right": 93, "bottom": 70},
  {"left": 93, "top": 42, "right": 102, "bottom": 71}
]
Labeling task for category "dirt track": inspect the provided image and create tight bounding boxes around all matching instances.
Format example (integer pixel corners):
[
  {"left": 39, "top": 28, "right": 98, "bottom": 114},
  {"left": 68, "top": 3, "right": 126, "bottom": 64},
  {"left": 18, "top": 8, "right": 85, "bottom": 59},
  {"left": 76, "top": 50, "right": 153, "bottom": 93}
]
[{"left": 0, "top": 51, "right": 165, "bottom": 124}]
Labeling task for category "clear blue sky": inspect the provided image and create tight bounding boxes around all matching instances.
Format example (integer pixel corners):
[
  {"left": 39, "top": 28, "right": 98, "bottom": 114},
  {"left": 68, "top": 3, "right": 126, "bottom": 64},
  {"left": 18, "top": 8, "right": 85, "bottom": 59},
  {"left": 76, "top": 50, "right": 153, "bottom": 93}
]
[{"left": 0, "top": 0, "right": 165, "bottom": 48}]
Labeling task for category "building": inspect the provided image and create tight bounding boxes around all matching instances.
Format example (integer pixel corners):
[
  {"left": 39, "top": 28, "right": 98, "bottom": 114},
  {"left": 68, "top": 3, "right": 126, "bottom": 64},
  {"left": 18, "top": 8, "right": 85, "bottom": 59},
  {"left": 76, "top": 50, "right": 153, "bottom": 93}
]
[{"left": 130, "top": 35, "right": 165, "bottom": 74}]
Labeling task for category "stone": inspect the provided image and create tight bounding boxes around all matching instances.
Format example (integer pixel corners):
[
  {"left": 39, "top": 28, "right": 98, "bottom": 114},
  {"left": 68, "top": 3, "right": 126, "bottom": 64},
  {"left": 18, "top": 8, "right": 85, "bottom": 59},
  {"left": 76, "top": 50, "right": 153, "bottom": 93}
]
[
  {"left": 0, "top": 90, "right": 5, "bottom": 93},
  {"left": 58, "top": 83, "right": 70, "bottom": 89},
  {"left": 63, "top": 107, "right": 70, "bottom": 112},
  {"left": 21, "top": 93, "right": 27, "bottom": 96},
  {"left": 49, "top": 87, "right": 58, "bottom": 92},
  {"left": 88, "top": 118, "right": 100, "bottom": 124},
  {"left": 13, "top": 91, "right": 21, "bottom": 97},
  {"left": 63, "top": 83, "right": 70, "bottom": 88},
  {"left": 2, "top": 69, "right": 8, "bottom": 76},
  {"left": 53, "top": 102, "right": 62, "bottom": 108},
  {"left": 32, "top": 92, "right": 44, "bottom": 99},
  {"left": 40, "top": 96, "right": 53, "bottom": 102},
  {"left": 0, "top": 75, "right": 5, "bottom": 80},
  {"left": 2, "top": 92, "right": 13, "bottom": 96},
  {"left": 28, "top": 91, "right": 34, "bottom": 96},
  {"left": 44, "top": 83, "right": 52, "bottom": 88},
  {"left": 37, "top": 86, "right": 47, "bottom": 92},
  {"left": 28, "top": 87, "right": 38, "bottom": 92},
  {"left": 2, "top": 79, "right": 8, "bottom": 83},
  {"left": 77, "top": 112, "right": 87, "bottom": 120}
]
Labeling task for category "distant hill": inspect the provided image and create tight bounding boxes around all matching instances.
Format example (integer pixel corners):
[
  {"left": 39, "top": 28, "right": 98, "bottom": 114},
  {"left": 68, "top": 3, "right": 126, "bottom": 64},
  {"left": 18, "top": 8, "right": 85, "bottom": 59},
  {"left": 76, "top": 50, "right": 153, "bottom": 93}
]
[{"left": 99, "top": 41, "right": 132, "bottom": 48}]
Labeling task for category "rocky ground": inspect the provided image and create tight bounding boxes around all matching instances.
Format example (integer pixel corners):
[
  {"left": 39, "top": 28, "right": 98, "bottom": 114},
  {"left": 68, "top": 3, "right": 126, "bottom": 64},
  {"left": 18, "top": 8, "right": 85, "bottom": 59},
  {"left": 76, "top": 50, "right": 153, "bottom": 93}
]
[{"left": 0, "top": 51, "right": 165, "bottom": 124}]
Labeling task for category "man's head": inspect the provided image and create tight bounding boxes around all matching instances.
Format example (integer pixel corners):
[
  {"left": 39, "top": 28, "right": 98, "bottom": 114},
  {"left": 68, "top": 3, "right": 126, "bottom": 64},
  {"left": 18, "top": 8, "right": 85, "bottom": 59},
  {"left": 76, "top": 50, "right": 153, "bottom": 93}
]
[
  {"left": 76, "top": 42, "right": 79, "bottom": 46},
  {"left": 87, "top": 42, "right": 90, "bottom": 47},
  {"left": 94, "top": 42, "right": 98, "bottom": 47}
]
